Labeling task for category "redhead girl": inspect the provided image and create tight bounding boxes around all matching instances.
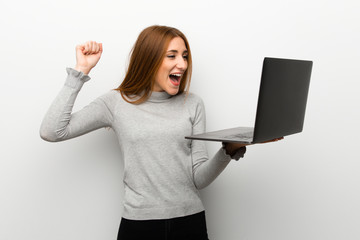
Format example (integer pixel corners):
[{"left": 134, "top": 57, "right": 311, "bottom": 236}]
[{"left": 40, "top": 25, "right": 280, "bottom": 240}]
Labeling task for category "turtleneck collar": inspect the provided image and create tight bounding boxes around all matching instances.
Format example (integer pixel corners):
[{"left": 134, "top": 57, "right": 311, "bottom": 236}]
[{"left": 148, "top": 91, "right": 172, "bottom": 102}]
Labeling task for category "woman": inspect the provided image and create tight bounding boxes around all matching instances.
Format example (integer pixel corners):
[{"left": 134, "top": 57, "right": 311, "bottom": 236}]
[{"left": 40, "top": 25, "right": 278, "bottom": 240}]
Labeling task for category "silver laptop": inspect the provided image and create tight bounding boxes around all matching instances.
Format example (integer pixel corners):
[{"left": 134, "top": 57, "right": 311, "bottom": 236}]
[{"left": 185, "top": 57, "right": 313, "bottom": 144}]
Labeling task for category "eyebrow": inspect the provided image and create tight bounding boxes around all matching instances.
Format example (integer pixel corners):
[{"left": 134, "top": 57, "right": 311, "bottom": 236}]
[{"left": 167, "top": 50, "right": 188, "bottom": 54}]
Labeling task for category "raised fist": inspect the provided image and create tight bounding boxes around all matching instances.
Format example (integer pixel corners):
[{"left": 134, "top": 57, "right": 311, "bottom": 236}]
[{"left": 75, "top": 41, "right": 103, "bottom": 75}]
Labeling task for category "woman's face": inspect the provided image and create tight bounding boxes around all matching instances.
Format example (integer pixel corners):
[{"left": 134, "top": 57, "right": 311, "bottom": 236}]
[{"left": 153, "top": 37, "right": 188, "bottom": 95}]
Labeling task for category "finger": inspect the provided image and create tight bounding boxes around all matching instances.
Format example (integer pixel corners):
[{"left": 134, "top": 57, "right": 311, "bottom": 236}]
[
  {"left": 76, "top": 44, "right": 85, "bottom": 53},
  {"left": 88, "top": 41, "right": 100, "bottom": 54},
  {"left": 86, "top": 41, "right": 93, "bottom": 55},
  {"left": 90, "top": 41, "right": 96, "bottom": 53},
  {"left": 95, "top": 42, "right": 103, "bottom": 54},
  {"left": 81, "top": 41, "right": 102, "bottom": 55},
  {"left": 83, "top": 42, "right": 89, "bottom": 54},
  {"left": 87, "top": 41, "right": 93, "bottom": 55},
  {"left": 92, "top": 42, "right": 97, "bottom": 53},
  {"left": 94, "top": 42, "right": 100, "bottom": 53}
]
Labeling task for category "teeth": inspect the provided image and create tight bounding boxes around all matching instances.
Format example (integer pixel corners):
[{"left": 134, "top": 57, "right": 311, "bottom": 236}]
[{"left": 170, "top": 74, "right": 182, "bottom": 77}]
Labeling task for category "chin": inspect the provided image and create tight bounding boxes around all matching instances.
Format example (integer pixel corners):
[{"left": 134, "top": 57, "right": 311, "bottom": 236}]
[{"left": 165, "top": 88, "right": 180, "bottom": 95}]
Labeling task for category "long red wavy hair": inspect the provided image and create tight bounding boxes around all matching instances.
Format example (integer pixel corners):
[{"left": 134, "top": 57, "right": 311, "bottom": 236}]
[{"left": 115, "top": 25, "right": 192, "bottom": 104}]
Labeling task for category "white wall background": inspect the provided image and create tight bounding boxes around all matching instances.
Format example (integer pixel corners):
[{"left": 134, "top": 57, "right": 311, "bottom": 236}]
[{"left": 1, "top": 0, "right": 359, "bottom": 239}]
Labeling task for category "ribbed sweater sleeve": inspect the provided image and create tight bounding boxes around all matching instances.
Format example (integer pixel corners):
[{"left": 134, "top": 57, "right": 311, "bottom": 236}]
[
  {"left": 39, "top": 68, "right": 113, "bottom": 142},
  {"left": 190, "top": 97, "right": 232, "bottom": 189}
]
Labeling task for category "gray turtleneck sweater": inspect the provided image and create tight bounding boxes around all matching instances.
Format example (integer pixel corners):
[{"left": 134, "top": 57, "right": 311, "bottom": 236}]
[{"left": 40, "top": 68, "right": 233, "bottom": 220}]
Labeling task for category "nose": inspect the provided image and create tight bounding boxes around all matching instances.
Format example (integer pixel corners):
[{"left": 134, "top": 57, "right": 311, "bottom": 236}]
[{"left": 176, "top": 56, "right": 187, "bottom": 70}]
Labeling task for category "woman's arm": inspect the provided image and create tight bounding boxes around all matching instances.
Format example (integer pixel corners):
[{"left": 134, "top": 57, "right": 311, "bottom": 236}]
[
  {"left": 39, "top": 41, "right": 112, "bottom": 142},
  {"left": 190, "top": 98, "right": 233, "bottom": 189},
  {"left": 39, "top": 69, "right": 113, "bottom": 142},
  {"left": 190, "top": 97, "right": 283, "bottom": 189}
]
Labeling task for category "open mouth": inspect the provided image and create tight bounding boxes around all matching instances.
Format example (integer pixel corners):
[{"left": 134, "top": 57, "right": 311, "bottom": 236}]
[{"left": 169, "top": 73, "right": 182, "bottom": 86}]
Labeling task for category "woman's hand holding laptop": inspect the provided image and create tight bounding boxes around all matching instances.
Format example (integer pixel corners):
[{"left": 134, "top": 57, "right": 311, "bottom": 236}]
[{"left": 223, "top": 137, "right": 284, "bottom": 158}]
